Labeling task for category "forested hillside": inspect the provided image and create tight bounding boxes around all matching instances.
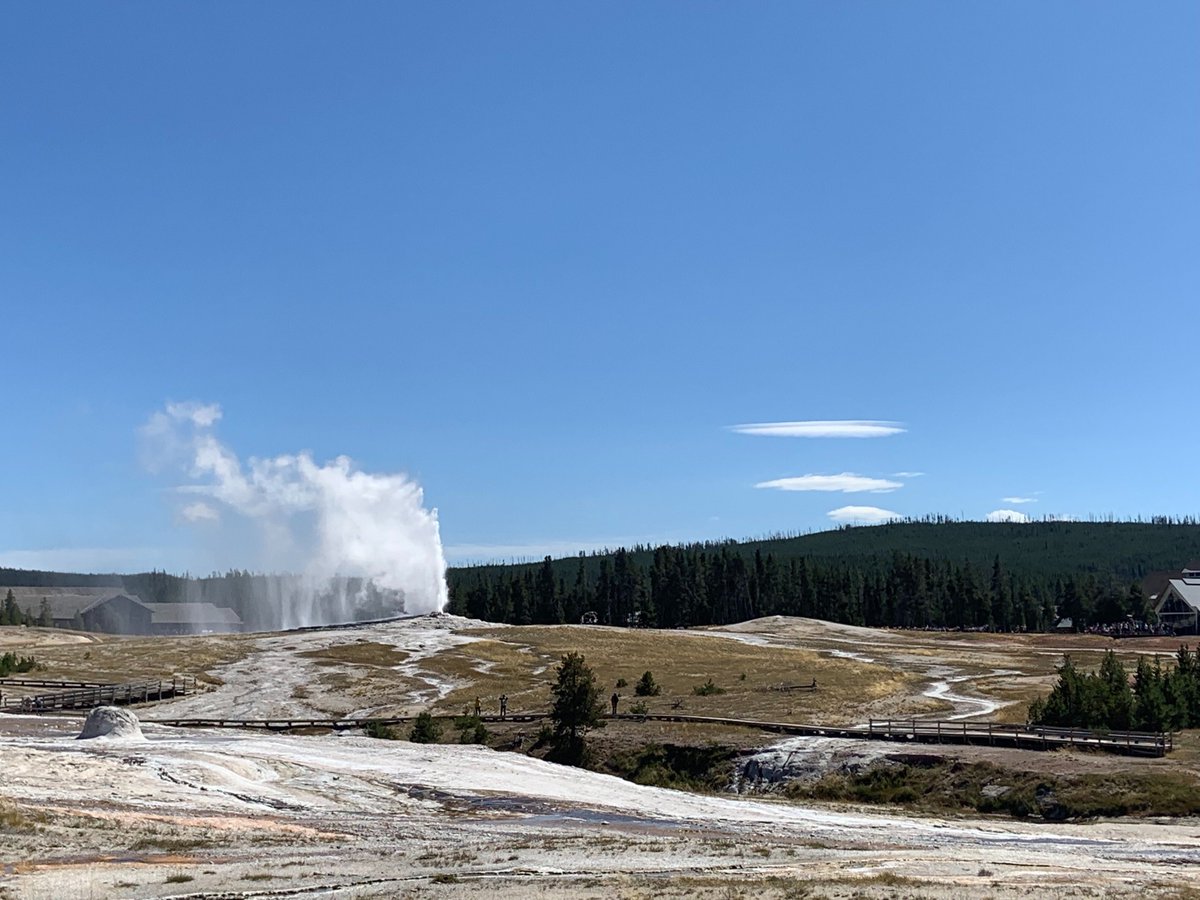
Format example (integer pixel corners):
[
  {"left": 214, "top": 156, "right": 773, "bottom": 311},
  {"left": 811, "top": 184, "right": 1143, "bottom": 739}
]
[
  {"left": 3, "top": 520, "right": 1197, "bottom": 633},
  {"left": 445, "top": 520, "right": 1200, "bottom": 631}
]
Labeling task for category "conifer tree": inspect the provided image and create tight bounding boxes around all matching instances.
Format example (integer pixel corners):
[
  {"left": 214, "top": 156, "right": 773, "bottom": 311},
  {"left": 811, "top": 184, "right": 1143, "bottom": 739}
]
[{"left": 548, "top": 652, "right": 605, "bottom": 765}]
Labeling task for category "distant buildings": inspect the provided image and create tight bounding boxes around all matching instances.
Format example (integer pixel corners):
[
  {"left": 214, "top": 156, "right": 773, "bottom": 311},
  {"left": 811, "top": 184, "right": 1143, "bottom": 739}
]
[
  {"left": 5, "top": 587, "right": 243, "bottom": 635},
  {"left": 1152, "top": 563, "right": 1200, "bottom": 634}
]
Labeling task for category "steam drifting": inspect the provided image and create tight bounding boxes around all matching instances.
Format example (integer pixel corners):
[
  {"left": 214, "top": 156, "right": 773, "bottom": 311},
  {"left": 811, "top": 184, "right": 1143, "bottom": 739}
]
[{"left": 141, "top": 402, "right": 448, "bottom": 627}]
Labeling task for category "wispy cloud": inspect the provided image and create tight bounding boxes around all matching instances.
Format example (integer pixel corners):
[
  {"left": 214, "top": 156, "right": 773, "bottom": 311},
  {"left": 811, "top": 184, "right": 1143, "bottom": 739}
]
[
  {"left": 180, "top": 501, "right": 219, "bottom": 523},
  {"left": 730, "top": 420, "right": 906, "bottom": 439},
  {"left": 892, "top": 471, "right": 925, "bottom": 478},
  {"left": 756, "top": 473, "right": 902, "bottom": 493},
  {"left": 827, "top": 505, "right": 901, "bottom": 524},
  {"left": 986, "top": 509, "right": 1030, "bottom": 523},
  {"left": 1002, "top": 496, "right": 1037, "bottom": 504}
]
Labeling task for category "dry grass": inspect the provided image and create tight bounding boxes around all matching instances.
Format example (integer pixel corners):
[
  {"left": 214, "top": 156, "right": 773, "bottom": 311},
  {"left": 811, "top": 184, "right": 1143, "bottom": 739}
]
[
  {"left": 0, "top": 801, "right": 47, "bottom": 832},
  {"left": 420, "top": 625, "right": 926, "bottom": 726},
  {"left": 298, "top": 641, "right": 409, "bottom": 668},
  {"left": 718, "top": 618, "right": 1191, "bottom": 726},
  {"left": 22, "top": 630, "right": 252, "bottom": 683}
]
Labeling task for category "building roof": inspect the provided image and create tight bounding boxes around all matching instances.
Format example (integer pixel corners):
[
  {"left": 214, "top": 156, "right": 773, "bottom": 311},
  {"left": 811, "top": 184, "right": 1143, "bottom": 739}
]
[
  {"left": 6, "top": 591, "right": 146, "bottom": 620},
  {"left": 1162, "top": 578, "right": 1200, "bottom": 613},
  {"left": 142, "top": 602, "right": 243, "bottom": 626}
]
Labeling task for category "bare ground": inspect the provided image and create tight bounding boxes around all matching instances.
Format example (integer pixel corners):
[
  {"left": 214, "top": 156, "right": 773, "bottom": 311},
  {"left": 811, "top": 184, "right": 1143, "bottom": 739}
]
[{"left": 2, "top": 615, "right": 1199, "bottom": 898}]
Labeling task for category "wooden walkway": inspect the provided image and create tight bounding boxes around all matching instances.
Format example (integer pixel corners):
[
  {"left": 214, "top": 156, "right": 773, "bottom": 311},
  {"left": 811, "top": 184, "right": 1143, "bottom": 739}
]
[
  {"left": 0, "top": 676, "right": 198, "bottom": 712},
  {"left": 141, "top": 710, "right": 1173, "bottom": 757}
]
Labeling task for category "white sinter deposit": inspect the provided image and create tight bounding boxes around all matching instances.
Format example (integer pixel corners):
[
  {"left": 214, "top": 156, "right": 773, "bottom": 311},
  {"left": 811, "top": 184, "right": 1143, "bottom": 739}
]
[{"left": 76, "top": 706, "right": 144, "bottom": 741}]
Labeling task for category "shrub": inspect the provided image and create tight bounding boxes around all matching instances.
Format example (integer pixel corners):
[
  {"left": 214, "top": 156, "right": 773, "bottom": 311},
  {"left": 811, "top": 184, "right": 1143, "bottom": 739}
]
[
  {"left": 615, "top": 677, "right": 628, "bottom": 689},
  {"left": 635, "top": 671, "right": 661, "bottom": 697},
  {"left": 362, "top": 720, "right": 397, "bottom": 740},
  {"left": 455, "top": 715, "right": 490, "bottom": 745},
  {"left": 630, "top": 700, "right": 649, "bottom": 716},
  {"left": 693, "top": 678, "right": 725, "bottom": 696},
  {"left": 532, "top": 724, "right": 555, "bottom": 749},
  {"left": 409, "top": 712, "right": 442, "bottom": 744},
  {"left": 0, "top": 653, "right": 37, "bottom": 678}
]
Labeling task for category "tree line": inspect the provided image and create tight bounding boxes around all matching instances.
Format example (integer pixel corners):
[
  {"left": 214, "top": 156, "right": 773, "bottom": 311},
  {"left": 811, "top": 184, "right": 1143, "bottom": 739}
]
[
  {"left": 447, "top": 545, "right": 1154, "bottom": 632},
  {"left": 1029, "top": 648, "right": 1200, "bottom": 733}
]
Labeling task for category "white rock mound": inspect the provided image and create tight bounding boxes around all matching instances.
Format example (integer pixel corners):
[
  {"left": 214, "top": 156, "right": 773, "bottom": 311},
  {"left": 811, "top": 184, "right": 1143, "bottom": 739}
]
[{"left": 77, "top": 706, "right": 144, "bottom": 740}]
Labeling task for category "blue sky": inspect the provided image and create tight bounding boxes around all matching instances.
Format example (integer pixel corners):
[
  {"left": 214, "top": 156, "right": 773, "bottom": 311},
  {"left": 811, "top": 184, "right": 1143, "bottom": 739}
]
[{"left": 2, "top": 2, "right": 1197, "bottom": 573}]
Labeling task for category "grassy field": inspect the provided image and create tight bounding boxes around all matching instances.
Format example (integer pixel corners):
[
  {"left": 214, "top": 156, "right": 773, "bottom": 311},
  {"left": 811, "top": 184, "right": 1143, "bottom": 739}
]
[
  {"left": 1, "top": 627, "right": 251, "bottom": 685},
  {"left": 3, "top": 616, "right": 1195, "bottom": 743},
  {"left": 421, "top": 624, "right": 930, "bottom": 725}
]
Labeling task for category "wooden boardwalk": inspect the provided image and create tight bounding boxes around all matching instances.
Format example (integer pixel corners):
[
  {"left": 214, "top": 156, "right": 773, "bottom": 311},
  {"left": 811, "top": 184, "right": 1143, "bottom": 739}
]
[
  {"left": 0, "top": 676, "right": 198, "bottom": 712},
  {"left": 141, "top": 710, "right": 1173, "bottom": 757}
]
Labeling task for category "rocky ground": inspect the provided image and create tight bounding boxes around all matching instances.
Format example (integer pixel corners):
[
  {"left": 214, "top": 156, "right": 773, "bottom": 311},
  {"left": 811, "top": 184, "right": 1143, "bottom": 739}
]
[{"left": 1, "top": 615, "right": 1198, "bottom": 899}]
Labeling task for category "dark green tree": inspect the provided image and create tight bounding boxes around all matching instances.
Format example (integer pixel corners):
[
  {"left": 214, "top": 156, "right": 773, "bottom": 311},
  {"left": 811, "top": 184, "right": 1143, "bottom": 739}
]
[
  {"left": 3, "top": 589, "right": 19, "bottom": 626},
  {"left": 634, "top": 670, "right": 661, "bottom": 697},
  {"left": 408, "top": 711, "right": 442, "bottom": 744},
  {"left": 1132, "top": 657, "right": 1169, "bottom": 732},
  {"left": 534, "top": 557, "right": 562, "bottom": 624},
  {"left": 1097, "top": 650, "right": 1133, "bottom": 730},
  {"left": 548, "top": 652, "right": 605, "bottom": 765}
]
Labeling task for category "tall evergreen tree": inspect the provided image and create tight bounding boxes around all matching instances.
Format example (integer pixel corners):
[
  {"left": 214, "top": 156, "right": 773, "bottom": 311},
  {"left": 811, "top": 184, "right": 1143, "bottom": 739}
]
[{"left": 548, "top": 652, "right": 605, "bottom": 765}]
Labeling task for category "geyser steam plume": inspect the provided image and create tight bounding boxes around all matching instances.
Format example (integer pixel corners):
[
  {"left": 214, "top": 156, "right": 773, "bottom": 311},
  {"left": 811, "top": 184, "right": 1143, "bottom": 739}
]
[{"left": 141, "top": 402, "right": 448, "bottom": 627}]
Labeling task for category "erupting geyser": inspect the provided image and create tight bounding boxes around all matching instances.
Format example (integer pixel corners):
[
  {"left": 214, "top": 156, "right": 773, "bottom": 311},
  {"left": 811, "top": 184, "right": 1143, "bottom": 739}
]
[{"left": 141, "top": 402, "right": 448, "bottom": 628}]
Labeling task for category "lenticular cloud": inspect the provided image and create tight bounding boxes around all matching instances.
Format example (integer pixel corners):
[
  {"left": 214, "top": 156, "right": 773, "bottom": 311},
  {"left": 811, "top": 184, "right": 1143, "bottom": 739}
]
[{"left": 140, "top": 402, "right": 448, "bottom": 624}]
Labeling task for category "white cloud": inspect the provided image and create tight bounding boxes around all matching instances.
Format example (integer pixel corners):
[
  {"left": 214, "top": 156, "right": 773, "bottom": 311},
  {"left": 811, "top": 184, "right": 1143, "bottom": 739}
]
[
  {"left": 166, "top": 401, "right": 223, "bottom": 427},
  {"left": 730, "top": 420, "right": 906, "bottom": 439},
  {"left": 827, "top": 505, "right": 901, "bottom": 524},
  {"left": 892, "top": 471, "right": 925, "bottom": 478},
  {"left": 756, "top": 473, "right": 903, "bottom": 493},
  {"left": 180, "top": 501, "right": 219, "bottom": 523},
  {"left": 986, "top": 509, "right": 1030, "bottom": 523},
  {"left": 1002, "top": 496, "right": 1037, "bottom": 504}
]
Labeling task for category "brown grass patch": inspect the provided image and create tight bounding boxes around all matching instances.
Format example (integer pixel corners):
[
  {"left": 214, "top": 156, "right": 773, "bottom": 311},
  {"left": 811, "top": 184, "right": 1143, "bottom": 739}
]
[
  {"left": 27, "top": 632, "right": 251, "bottom": 683},
  {"left": 419, "top": 625, "right": 925, "bottom": 725},
  {"left": 298, "top": 641, "right": 409, "bottom": 668}
]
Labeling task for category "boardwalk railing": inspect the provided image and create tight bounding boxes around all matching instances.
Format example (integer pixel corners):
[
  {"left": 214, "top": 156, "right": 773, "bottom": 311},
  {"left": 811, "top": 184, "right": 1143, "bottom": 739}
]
[
  {"left": 0, "top": 676, "right": 198, "bottom": 712},
  {"left": 140, "top": 710, "right": 1173, "bottom": 757},
  {"left": 866, "top": 718, "right": 1172, "bottom": 757},
  {"left": 0, "top": 678, "right": 113, "bottom": 689}
]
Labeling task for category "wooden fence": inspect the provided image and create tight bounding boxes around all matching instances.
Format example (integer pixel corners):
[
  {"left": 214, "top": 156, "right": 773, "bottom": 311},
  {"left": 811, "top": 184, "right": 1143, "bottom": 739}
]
[
  {"left": 139, "top": 709, "right": 1172, "bottom": 757},
  {"left": 866, "top": 718, "right": 1172, "bottom": 757},
  {"left": 0, "top": 676, "right": 198, "bottom": 712}
]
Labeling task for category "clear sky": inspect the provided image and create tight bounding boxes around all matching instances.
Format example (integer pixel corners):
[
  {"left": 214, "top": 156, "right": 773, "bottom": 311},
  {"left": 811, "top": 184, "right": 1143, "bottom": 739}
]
[{"left": 2, "top": 2, "right": 1197, "bottom": 573}]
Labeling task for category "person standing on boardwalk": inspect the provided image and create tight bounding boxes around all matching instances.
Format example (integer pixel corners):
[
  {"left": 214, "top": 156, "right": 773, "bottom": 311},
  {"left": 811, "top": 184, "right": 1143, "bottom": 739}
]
[
  {"left": 610, "top": 692, "right": 619, "bottom": 715},
  {"left": 499, "top": 694, "right": 508, "bottom": 718},
  {"left": 474, "top": 697, "right": 482, "bottom": 717}
]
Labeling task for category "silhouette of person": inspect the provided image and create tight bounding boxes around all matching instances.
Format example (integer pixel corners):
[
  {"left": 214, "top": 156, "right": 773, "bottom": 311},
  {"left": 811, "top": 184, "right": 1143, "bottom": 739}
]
[
  {"left": 611, "top": 692, "right": 619, "bottom": 715},
  {"left": 474, "top": 697, "right": 482, "bottom": 717},
  {"left": 499, "top": 694, "right": 508, "bottom": 718}
]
